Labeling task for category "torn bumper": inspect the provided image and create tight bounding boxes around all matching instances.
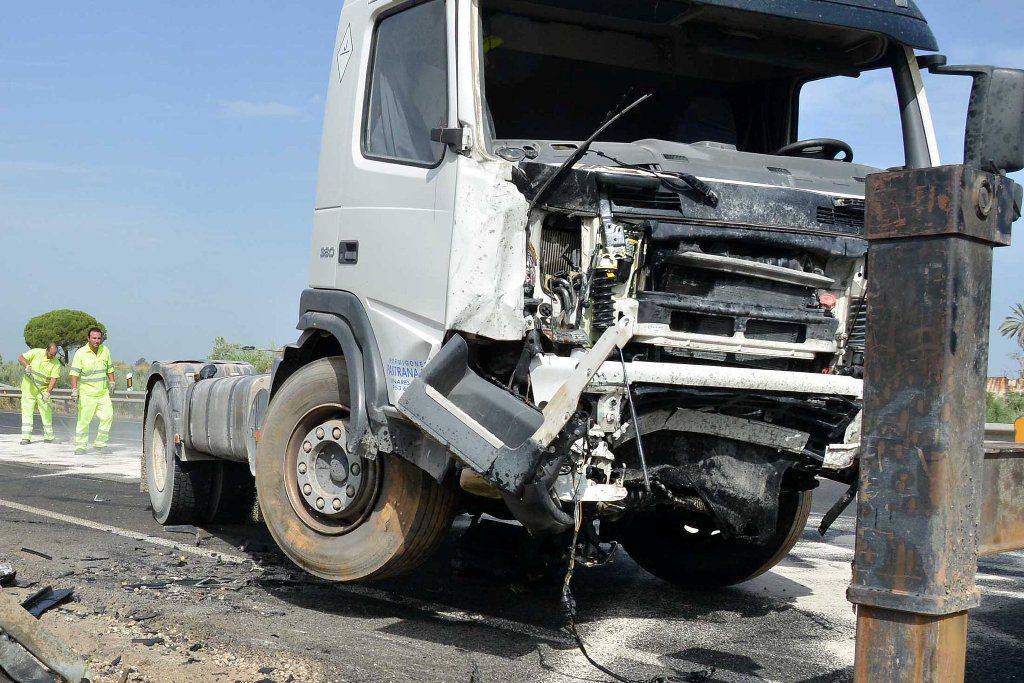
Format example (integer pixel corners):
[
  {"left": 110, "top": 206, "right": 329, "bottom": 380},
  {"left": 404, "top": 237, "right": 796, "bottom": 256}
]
[{"left": 534, "top": 355, "right": 863, "bottom": 399}]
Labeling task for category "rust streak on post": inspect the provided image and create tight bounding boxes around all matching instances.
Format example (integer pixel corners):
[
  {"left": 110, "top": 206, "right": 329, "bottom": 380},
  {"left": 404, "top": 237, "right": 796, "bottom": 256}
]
[{"left": 850, "top": 165, "right": 1014, "bottom": 682}]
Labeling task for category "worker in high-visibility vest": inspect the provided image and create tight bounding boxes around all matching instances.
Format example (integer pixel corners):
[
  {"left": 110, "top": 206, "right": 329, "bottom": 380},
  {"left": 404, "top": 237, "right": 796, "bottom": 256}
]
[
  {"left": 69, "top": 327, "right": 115, "bottom": 454},
  {"left": 18, "top": 342, "right": 61, "bottom": 444}
]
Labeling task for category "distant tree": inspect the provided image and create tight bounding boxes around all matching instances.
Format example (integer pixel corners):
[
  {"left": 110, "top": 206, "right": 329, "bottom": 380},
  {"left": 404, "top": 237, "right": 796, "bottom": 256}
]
[
  {"left": 24, "top": 309, "right": 106, "bottom": 364},
  {"left": 134, "top": 357, "right": 147, "bottom": 366},
  {"left": 208, "top": 336, "right": 276, "bottom": 373},
  {"left": 999, "top": 303, "right": 1024, "bottom": 348}
]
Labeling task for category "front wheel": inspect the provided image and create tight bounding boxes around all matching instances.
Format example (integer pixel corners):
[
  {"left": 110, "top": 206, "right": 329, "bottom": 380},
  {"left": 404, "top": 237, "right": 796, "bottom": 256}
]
[
  {"left": 618, "top": 488, "right": 812, "bottom": 589},
  {"left": 255, "top": 356, "right": 456, "bottom": 582}
]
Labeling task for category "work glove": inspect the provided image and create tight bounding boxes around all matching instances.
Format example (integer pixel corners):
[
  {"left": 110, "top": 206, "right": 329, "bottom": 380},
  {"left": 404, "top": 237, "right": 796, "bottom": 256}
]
[
  {"left": 108, "top": 380, "right": 116, "bottom": 394},
  {"left": 41, "top": 391, "right": 51, "bottom": 404},
  {"left": 22, "top": 365, "right": 31, "bottom": 378},
  {"left": 70, "top": 388, "right": 79, "bottom": 401}
]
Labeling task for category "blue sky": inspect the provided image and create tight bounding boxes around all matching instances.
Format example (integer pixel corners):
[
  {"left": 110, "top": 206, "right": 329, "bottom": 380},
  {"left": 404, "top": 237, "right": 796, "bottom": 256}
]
[{"left": 0, "top": 1, "right": 1022, "bottom": 374}]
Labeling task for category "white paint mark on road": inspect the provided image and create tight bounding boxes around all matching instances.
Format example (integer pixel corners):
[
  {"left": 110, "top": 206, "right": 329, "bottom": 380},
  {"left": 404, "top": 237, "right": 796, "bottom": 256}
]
[{"left": 0, "top": 497, "right": 251, "bottom": 564}]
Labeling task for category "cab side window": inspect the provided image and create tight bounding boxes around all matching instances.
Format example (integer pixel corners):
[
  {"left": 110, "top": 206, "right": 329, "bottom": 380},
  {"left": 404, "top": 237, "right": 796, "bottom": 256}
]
[{"left": 363, "top": 0, "right": 448, "bottom": 166}]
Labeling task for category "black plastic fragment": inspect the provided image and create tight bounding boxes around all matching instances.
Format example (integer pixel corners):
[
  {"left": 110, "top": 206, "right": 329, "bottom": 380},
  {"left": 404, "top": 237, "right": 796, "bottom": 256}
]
[
  {"left": 18, "top": 548, "right": 51, "bottom": 561},
  {"left": 20, "top": 586, "right": 73, "bottom": 618},
  {"left": 131, "top": 637, "right": 164, "bottom": 647}
]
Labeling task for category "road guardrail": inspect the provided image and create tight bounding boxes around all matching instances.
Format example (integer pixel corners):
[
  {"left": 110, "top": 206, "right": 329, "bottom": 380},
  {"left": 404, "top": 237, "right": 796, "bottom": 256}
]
[{"left": 0, "top": 387, "right": 145, "bottom": 405}]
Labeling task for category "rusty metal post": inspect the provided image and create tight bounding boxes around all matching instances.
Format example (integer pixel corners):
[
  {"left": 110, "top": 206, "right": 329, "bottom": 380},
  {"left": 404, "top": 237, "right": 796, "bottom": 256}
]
[{"left": 849, "top": 165, "right": 1014, "bottom": 682}]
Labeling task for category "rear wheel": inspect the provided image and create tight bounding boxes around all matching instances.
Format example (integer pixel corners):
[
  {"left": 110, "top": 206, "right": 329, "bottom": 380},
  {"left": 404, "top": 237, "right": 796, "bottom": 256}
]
[
  {"left": 255, "top": 356, "right": 456, "bottom": 581},
  {"left": 145, "top": 381, "right": 212, "bottom": 524},
  {"left": 204, "top": 462, "right": 257, "bottom": 524},
  {"left": 619, "top": 486, "right": 812, "bottom": 588}
]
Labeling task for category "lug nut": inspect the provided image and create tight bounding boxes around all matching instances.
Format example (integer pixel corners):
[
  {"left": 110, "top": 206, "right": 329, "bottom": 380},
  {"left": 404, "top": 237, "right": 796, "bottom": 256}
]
[
  {"left": 332, "top": 498, "right": 342, "bottom": 511},
  {"left": 298, "top": 462, "right": 307, "bottom": 474},
  {"left": 303, "top": 484, "right": 312, "bottom": 495},
  {"left": 346, "top": 485, "right": 355, "bottom": 497},
  {"left": 315, "top": 427, "right": 325, "bottom": 440},
  {"left": 332, "top": 427, "right": 342, "bottom": 440},
  {"left": 316, "top": 497, "right": 325, "bottom": 509},
  {"left": 351, "top": 463, "right": 360, "bottom": 476},
  {"left": 302, "top": 441, "right": 312, "bottom": 453}
]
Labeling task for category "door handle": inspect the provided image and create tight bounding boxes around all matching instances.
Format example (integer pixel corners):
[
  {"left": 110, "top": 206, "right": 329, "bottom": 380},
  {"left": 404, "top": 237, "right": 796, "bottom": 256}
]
[{"left": 339, "top": 241, "right": 358, "bottom": 265}]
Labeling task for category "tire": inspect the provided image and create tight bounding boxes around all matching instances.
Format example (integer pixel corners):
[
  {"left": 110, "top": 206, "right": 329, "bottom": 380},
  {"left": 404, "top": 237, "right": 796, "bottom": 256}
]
[
  {"left": 204, "top": 462, "right": 257, "bottom": 524},
  {"left": 619, "top": 487, "right": 813, "bottom": 589},
  {"left": 144, "top": 381, "right": 213, "bottom": 524},
  {"left": 255, "top": 356, "right": 456, "bottom": 582}
]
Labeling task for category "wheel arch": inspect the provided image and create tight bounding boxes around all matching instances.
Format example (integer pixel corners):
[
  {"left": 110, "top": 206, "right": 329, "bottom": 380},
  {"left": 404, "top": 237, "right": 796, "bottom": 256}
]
[{"left": 271, "top": 289, "right": 390, "bottom": 452}]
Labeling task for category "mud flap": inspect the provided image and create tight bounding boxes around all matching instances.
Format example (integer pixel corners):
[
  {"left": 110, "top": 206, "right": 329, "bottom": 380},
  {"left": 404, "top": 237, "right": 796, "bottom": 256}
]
[{"left": 397, "top": 335, "right": 545, "bottom": 496}]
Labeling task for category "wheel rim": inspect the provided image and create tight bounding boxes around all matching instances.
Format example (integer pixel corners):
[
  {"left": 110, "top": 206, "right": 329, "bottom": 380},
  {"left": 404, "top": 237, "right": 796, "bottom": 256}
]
[
  {"left": 151, "top": 414, "right": 167, "bottom": 493},
  {"left": 282, "top": 404, "right": 379, "bottom": 536}
]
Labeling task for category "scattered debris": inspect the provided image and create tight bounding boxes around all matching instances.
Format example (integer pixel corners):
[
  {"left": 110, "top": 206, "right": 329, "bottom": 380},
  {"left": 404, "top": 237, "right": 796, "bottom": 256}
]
[
  {"left": 79, "top": 556, "right": 110, "bottom": 562},
  {"left": 92, "top": 495, "right": 110, "bottom": 503},
  {"left": 110, "top": 655, "right": 122, "bottom": 667},
  {"left": 0, "top": 589, "right": 90, "bottom": 681},
  {"left": 188, "top": 643, "right": 202, "bottom": 652},
  {"left": 130, "top": 637, "right": 164, "bottom": 647},
  {"left": 18, "top": 549, "right": 51, "bottom": 561},
  {"left": 21, "top": 587, "right": 74, "bottom": 619},
  {"left": 0, "top": 633, "right": 54, "bottom": 683},
  {"left": 127, "top": 610, "right": 159, "bottom": 622},
  {"left": 0, "top": 563, "right": 15, "bottom": 587},
  {"left": 258, "top": 665, "right": 275, "bottom": 674},
  {"left": 122, "top": 581, "right": 169, "bottom": 591}
]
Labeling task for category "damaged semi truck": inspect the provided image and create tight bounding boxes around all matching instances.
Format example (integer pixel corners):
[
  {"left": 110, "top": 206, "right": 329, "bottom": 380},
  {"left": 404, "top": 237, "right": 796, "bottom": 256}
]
[{"left": 142, "top": 0, "right": 1019, "bottom": 586}]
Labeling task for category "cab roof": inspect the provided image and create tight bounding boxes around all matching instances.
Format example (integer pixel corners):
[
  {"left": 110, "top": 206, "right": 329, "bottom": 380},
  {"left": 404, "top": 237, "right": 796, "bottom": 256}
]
[
  {"left": 695, "top": 0, "right": 936, "bottom": 51},
  {"left": 521, "top": 0, "right": 938, "bottom": 52}
]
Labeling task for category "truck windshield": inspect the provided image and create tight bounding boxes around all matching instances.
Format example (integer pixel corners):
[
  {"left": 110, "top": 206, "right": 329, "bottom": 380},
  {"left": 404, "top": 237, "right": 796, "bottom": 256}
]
[
  {"left": 799, "top": 70, "right": 905, "bottom": 169},
  {"left": 480, "top": 1, "right": 895, "bottom": 157}
]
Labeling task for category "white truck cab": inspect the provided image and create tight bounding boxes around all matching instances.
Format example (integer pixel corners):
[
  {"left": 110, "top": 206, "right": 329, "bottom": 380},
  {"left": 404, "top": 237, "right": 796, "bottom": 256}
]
[{"left": 142, "top": 0, "right": 1023, "bottom": 588}]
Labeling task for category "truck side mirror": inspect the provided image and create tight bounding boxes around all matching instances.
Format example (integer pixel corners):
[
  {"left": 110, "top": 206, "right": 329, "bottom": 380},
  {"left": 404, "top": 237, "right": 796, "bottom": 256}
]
[{"left": 929, "top": 63, "right": 1024, "bottom": 173}]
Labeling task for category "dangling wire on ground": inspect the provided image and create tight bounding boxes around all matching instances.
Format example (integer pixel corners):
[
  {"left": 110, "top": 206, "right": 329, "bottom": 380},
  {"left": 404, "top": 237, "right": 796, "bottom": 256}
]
[{"left": 559, "top": 442, "right": 715, "bottom": 683}]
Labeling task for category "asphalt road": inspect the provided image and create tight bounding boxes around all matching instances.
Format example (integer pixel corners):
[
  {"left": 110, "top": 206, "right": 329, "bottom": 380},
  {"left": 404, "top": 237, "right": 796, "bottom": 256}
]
[{"left": 0, "top": 449, "right": 1021, "bottom": 682}]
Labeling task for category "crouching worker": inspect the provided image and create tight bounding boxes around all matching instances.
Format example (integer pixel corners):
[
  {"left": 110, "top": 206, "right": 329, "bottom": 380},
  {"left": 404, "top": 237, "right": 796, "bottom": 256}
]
[
  {"left": 70, "top": 327, "right": 115, "bottom": 454},
  {"left": 18, "top": 343, "right": 61, "bottom": 444}
]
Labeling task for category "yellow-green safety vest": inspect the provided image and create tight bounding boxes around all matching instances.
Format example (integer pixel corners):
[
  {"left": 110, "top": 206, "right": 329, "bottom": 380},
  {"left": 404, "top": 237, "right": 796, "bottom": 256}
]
[
  {"left": 70, "top": 345, "right": 114, "bottom": 397},
  {"left": 22, "top": 348, "right": 61, "bottom": 393}
]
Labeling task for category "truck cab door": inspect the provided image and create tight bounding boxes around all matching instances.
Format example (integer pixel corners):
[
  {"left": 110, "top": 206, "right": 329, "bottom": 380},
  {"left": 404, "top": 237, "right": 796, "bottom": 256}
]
[{"left": 323, "top": 0, "right": 458, "bottom": 404}]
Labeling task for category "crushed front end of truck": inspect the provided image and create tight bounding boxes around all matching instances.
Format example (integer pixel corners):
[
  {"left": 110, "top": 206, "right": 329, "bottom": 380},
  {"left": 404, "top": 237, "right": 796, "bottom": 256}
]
[{"left": 396, "top": 0, "right": 937, "bottom": 586}]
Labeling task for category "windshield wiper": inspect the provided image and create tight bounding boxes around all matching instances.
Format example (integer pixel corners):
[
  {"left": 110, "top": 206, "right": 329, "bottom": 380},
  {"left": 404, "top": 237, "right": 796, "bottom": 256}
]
[
  {"left": 591, "top": 149, "right": 720, "bottom": 208},
  {"left": 528, "top": 93, "right": 652, "bottom": 211}
]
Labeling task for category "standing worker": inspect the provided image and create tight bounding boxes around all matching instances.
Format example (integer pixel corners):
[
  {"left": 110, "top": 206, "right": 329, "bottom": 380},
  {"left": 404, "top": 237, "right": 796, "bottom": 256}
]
[
  {"left": 70, "top": 327, "right": 115, "bottom": 454},
  {"left": 18, "top": 342, "right": 61, "bottom": 445}
]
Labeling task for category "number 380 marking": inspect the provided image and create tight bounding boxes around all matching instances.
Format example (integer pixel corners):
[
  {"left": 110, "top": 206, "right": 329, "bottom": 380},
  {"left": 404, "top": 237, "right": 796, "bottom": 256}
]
[{"left": 320, "top": 246, "right": 336, "bottom": 259}]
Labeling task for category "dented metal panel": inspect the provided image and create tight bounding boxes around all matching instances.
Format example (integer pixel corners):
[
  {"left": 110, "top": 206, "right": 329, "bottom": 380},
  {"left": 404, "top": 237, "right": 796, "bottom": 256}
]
[{"left": 445, "top": 157, "right": 530, "bottom": 340}]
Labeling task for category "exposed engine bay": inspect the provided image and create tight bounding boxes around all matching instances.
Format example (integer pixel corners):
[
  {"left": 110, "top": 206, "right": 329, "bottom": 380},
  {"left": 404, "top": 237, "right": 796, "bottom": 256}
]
[{"left": 461, "top": 139, "right": 869, "bottom": 545}]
